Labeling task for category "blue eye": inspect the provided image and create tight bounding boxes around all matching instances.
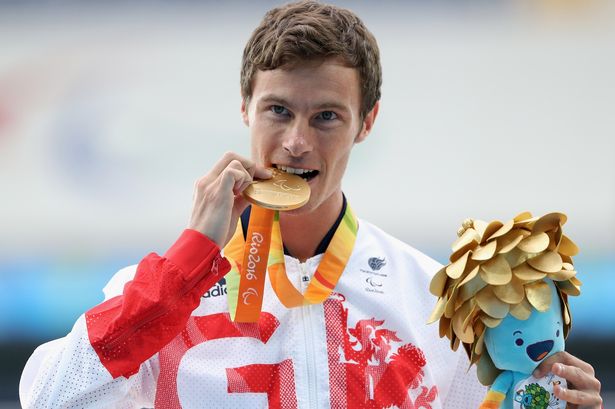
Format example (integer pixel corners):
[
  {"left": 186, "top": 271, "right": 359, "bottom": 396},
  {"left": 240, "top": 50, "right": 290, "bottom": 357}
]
[
  {"left": 515, "top": 338, "right": 524, "bottom": 346},
  {"left": 556, "top": 329, "right": 560, "bottom": 337},
  {"left": 271, "top": 105, "right": 289, "bottom": 115},
  {"left": 317, "top": 111, "right": 337, "bottom": 121}
]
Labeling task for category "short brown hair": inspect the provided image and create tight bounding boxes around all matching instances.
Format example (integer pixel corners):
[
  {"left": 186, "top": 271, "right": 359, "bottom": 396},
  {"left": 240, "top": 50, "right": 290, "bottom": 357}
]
[{"left": 241, "top": 0, "right": 382, "bottom": 119}]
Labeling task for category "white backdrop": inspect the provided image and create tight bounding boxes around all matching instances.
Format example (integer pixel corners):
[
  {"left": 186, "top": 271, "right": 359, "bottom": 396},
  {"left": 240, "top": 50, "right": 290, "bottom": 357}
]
[{"left": 0, "top": 1, "right": 613, "bottom": 259}]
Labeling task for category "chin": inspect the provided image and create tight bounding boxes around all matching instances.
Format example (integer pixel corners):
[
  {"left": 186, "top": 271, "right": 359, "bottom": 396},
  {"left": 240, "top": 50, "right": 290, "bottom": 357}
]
[{"left": 286, "top": 198, "right": 321, "bottom": 216}]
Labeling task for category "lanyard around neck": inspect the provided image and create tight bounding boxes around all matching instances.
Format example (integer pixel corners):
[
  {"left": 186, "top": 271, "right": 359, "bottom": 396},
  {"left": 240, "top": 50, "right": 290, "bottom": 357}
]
[{"left": 224, "top": 204, "right": 358, "bottom": 322}]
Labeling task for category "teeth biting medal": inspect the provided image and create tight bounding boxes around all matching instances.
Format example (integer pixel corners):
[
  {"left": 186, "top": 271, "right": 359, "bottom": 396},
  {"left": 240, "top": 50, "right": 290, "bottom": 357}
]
[{"left": 243, "top": 167, "right": 310, "bottom": 210}]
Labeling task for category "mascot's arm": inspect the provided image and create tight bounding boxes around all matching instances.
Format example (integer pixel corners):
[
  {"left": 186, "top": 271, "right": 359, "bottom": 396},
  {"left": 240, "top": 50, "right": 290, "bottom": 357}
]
[{"left": 479, "top": 371, "right": 513, "bottom": 409}]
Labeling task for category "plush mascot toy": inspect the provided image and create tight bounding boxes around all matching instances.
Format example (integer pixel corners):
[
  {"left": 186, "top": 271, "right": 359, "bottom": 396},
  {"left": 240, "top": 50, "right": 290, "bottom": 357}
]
[{"left": 428, "top": 212, "right": 582, "bottom": 409}]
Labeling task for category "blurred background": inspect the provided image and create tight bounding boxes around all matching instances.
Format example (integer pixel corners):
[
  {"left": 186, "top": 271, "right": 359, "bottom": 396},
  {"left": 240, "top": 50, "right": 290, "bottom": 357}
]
[{"left": 0, "top": 0, "right": 613, "bottom": 407}]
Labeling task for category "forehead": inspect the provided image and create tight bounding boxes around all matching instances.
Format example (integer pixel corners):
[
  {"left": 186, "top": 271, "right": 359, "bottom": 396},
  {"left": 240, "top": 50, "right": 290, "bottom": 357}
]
[{"left": 250, "top": 59, "right": 361, "bottom": 108}]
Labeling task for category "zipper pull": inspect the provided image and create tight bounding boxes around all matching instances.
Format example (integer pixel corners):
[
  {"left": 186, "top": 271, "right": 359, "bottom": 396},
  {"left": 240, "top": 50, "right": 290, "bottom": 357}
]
[{"left": 299, "top": 262, "right": 310, "bottom": 289}]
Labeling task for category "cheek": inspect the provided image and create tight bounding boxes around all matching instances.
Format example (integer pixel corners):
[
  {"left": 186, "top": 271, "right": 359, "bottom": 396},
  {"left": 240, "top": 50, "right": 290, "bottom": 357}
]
[
  {"left": 250, "top": 122, "right": 279, "bottom": 147},
  {"left": 250, "top": 131, "right": 270, "bottom": 160}
]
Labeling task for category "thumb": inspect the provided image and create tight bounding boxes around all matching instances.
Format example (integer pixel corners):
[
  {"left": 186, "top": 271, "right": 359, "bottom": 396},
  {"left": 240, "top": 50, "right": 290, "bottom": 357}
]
[
  {"left": 223, "top": 196, "right": 250, "bottom": 246},
  {"left": 253, "top": 166, "right": 273, "bottom": 180}
]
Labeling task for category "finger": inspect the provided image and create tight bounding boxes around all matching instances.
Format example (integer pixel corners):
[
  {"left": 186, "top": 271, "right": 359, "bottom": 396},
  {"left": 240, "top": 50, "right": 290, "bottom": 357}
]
[
  {"left": 534, "top": 351, "right": 594, "bottom": 378},
  {"left": 553, "top": 383, "right": 603, "bottom": 407},
  {"left": 219, "top": 166, "right": 252, "bottom": 194},
  {"left": 231, "top": 194, "right": 250, "bottom": 221},
  {"left": 226, "top": 160, "right": 272, "bottom": 189},
  {"left": 253, "top": 165, "right": 273, "bottom": 180},
  {"left": 553, "top": 362, "right": 602, "bottom": 393},
  {"left": 236, "top": 179, "right": 253, "bottom": 194},
  {"left": 236, "top": 159, "right": 271, "bottom": 180},
  {"left": 226, "top": 161, "right": 254, "bottom": 191}
]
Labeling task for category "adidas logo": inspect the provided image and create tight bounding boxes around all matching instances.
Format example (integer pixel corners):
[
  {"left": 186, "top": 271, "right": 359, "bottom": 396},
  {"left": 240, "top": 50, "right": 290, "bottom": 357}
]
[{"left": 202, "top": 277, "right": 227, "bottom": 299}]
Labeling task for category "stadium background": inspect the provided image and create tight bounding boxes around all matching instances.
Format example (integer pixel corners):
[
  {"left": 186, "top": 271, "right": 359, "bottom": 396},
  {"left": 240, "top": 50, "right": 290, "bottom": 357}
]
[{"left": 0, "top": 1, "right": 613, "bottom": 407}]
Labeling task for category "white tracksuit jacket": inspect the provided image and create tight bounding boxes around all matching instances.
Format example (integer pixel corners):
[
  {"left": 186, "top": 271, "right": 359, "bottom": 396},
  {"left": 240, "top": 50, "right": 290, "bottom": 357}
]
[{"left": 20, "top": 219, "right": 486, "bottom": 408}]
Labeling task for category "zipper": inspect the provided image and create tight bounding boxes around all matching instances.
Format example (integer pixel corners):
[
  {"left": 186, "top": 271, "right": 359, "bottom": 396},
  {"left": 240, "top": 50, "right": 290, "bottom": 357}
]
[
  {"left": 105, "top": 254, "right": 222, "bottom": 351},
  {"left": 300, "top": 261, "right": 319, "bottom": 409},
  {"left": 104, "top": 306, "right": 168, "bottom": 351}
]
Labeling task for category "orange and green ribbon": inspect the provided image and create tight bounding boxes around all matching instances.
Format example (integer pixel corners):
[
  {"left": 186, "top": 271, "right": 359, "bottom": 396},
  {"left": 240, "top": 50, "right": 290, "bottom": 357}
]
[{"left": 223, "top": 203, "right": 358, "bottom": 322}]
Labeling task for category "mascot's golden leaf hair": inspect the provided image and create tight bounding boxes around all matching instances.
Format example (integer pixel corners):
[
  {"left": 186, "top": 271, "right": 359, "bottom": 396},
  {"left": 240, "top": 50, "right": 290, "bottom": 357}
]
[{"left": 428, "top": 212, "right": 581, "bottom": 385}]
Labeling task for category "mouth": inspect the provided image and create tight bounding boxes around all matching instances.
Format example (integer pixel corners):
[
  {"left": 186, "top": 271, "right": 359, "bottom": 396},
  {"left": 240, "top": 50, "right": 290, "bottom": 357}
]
[
  {"left": 273, "top": 164, "right": 320, "bottom": 182},
  {"left": 526, "top": 340, "right": 554, "bottom": 362}
]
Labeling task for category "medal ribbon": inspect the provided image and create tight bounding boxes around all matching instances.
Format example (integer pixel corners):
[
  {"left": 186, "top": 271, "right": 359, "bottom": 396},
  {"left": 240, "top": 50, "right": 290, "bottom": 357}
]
[{"left": 224, "top": 203, "right": 358, "bottom": 322}]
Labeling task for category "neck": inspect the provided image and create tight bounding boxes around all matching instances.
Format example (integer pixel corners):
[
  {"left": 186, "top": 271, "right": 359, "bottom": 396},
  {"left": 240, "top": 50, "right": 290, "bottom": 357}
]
[{"left": 279, "top": 191, "right": 343, "bottom": 262}]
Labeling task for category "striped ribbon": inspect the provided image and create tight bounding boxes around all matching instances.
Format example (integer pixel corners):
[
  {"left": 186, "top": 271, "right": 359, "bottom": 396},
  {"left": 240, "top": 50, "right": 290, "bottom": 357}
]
[{"left": 224, "top": 204, "right": 358, "bottom": 322}]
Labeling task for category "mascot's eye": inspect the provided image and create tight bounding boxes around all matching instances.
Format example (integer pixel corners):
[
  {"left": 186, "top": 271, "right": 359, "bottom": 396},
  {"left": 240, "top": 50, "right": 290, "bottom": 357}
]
[
  {"left": 556, "top": 329, "right": 560, "bottom": 337},
  {"left": 515, "top": 338, "right": 524, "bottom": 346}
]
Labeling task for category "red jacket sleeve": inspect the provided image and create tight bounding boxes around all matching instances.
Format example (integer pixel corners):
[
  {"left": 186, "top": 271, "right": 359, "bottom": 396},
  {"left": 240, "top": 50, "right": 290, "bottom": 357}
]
[{"left": 85, "top": 229, "right": 231, "bottom": 378}]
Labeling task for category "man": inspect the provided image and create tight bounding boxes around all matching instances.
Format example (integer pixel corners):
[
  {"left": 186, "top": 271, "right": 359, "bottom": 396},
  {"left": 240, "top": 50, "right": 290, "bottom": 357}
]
[{"left": 20, "top": 1, "right": 602, "bottom": 408}]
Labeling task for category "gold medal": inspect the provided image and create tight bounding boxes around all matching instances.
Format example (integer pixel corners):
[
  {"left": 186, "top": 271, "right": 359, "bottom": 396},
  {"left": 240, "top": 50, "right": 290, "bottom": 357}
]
[{"left": 243, "top": 168, "right": 310, "bottom": 211}]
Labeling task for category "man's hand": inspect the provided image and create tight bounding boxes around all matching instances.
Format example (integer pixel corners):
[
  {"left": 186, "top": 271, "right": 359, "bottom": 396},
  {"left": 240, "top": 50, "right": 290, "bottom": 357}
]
[
  {"left": 533, "top": 351, "right": 603, "bottom": 408},
  {"left": 188, "top": 152, "right": 271, "bottom": 248}
]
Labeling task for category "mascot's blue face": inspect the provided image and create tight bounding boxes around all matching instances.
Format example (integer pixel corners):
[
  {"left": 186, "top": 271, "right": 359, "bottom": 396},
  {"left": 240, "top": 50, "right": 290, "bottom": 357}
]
[{"left": 484, "top": 281, "right": 565, "bottom": 375}]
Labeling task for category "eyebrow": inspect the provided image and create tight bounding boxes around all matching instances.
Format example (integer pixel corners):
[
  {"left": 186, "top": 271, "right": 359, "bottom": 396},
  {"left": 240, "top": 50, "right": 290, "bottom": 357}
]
[
  {"left": 260, "top": 95, "right": 293, "bottom": 108},
  {"left": 259, "top": 94, "right": 349, "bottom": 113},
  {"left": 513, "top": 331, "right": 522, "bottom": 336}
]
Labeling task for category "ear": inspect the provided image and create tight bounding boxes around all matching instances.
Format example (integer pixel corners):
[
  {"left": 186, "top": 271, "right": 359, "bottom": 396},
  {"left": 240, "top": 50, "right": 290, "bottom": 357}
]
[
  {"left": 354, "top": 101, "right": 380, "bottom": 144},
  {"left": 241, "top": 98, "right": 250, "bottom": 127}
]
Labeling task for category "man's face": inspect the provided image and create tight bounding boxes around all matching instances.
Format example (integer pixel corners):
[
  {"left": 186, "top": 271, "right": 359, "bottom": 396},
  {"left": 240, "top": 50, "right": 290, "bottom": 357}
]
[{"left": 242, "top": 58, "right": 378, "bottom": 214}]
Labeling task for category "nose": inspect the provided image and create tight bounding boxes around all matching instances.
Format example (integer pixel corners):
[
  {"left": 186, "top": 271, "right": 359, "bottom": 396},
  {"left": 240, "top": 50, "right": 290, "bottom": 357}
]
[{"left": 282, "top": 120, "right": 313, "bottom": 157}]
